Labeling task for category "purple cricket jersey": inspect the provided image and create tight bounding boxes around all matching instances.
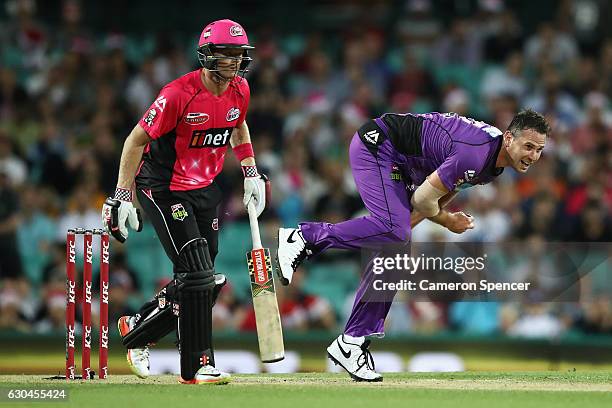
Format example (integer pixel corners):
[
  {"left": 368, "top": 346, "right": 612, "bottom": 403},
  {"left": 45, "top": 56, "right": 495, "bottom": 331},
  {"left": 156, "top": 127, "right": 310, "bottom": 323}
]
[{"left": 378, "top": 112, "right": 504, "bottom": 191}]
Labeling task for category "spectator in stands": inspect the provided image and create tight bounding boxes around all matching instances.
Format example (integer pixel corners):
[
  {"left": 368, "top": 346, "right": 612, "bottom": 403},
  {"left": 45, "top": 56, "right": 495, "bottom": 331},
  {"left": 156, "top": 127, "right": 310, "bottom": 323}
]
[
  {"left": 0, "top": 282, "right": 30, "bottom": 331},
  {"left": 107, "top": 252, "right": 139, "bottom": 325},
  {"left": 395, "top": 0, "right": 441, "bottom": 53},
  {"left": 55, "top": 183, "right": 103, "bottom": 242},
  {"left": 572, "top": 200, "right": 612, "bottom": 242},
  {"left": 483, "top": 9, "right": 523, "bottom": 63},
  {"left": 212, "top": 282, "right": 247, "bottom": 331},
  {"left": 502, "top": 302, "right": 566, "bottom": 338},
  {"left": 481, "top": 51, "right": 527, "bottom": 108},
  {"left": 126, "top": 57, "right": 157, "bottom": 117},
  {"left": 523, "top": 65, "right": 581, "bottom": 130},
  {"left": 388, "top": 48, "right": 439, "bottom": 113},
  {"left": 35, "top": 242, "right": 67, "bottom": 332},
  {"left": 0, "top": 67, "right": 28, "bottom": 122},
  {"left": 524, "top": 22, "right": 579, "bottom": 71},
  {"left": 433, "top": 18, "right": 483, "bottom": 68},
  {"left": 449, "top": 302, "right": 500, "bottom": 334},
  {"left": 17, "top": 185, "right": 56, "bottom": 284},
  {"left": 0, "top": 171, "right": 23, "bottom": 282},
  {"left": 0, "top": 131, "right": 27, "bottom": 187},
  {"left": 576, "top": 295, "right": 612, "bottom": 335},
  {"left": 572, "top": 92, "right": 612, "bottom": 155}
]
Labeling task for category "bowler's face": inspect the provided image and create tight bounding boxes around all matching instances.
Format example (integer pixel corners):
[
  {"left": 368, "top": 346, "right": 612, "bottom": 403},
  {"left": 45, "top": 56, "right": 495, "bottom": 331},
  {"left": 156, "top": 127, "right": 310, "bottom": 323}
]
[{"left": 506, "top": 129, "right": 546, "bottom": 173}]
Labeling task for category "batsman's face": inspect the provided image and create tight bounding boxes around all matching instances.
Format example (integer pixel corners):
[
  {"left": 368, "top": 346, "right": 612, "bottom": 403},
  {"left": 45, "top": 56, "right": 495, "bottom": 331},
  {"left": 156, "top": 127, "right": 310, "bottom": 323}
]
[
  {"left": 214, "top": 49, "right": 243, "bottom": 78},
  {"left": 505, "top": 129, "right": 546, "bottom": 173}
]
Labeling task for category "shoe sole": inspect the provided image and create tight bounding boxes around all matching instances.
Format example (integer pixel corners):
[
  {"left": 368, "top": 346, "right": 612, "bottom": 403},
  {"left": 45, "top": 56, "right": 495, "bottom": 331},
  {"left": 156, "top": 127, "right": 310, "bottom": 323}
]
[
  {"left": 179, "top": 377, "right": 231, "bottom": 385},
  {"left": 327, "top": 351, "right": 383, "bottom": 383},
  {"left": 275, "top": 230, "right": 291, "bottom": 286},
  {"left": 118, "top": 318, "right": 149, "bottom": 379}
]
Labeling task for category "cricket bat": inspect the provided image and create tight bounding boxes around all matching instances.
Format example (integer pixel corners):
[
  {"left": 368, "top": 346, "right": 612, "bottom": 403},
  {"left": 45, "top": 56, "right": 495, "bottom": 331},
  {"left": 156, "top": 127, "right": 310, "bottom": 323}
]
[{"left": 246, "top": 201, "right": 285, "bottom": 363}]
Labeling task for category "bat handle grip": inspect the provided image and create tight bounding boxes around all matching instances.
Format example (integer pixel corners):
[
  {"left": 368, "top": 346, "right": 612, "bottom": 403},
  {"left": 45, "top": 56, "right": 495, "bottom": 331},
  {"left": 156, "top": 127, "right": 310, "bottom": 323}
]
[{"left": 247, "top": 201, "right": 263, "bottom": 250}]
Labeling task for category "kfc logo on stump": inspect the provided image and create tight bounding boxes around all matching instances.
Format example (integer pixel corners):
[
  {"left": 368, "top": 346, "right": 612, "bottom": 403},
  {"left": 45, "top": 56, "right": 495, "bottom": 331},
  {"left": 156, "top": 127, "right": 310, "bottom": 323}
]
[{"left": 101, "top": 325, "right": 109, "bottom": 349}]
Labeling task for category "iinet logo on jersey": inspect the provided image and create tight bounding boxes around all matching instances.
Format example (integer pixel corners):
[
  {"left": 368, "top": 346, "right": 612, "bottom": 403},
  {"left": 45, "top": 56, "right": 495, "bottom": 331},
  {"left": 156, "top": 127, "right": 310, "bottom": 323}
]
[{"left": 189, "top": 127, "right": 233, "bottom": 148}]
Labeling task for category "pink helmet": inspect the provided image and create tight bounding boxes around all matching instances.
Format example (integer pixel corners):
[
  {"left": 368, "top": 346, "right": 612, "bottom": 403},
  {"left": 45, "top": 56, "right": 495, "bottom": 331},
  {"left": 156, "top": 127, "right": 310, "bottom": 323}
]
[{"left": 197, "top": 19, "right": 254, "bottom": 75}]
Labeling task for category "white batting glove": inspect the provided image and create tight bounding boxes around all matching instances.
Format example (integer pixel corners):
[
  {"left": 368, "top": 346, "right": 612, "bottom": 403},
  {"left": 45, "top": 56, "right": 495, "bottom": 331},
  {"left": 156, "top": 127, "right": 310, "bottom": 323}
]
[
  {"left": 242, "top": 165, "right": 266, "bottom": 217},
  {"left": 102, "top": 187, "right": 143, "bottom": 243}
]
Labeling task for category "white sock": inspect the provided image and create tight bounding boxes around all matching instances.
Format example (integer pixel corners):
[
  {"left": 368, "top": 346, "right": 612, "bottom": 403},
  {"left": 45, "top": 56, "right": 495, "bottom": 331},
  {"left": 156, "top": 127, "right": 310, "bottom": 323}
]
[{"left": 343, "top": 334, "right": 364, "bottom": 344}]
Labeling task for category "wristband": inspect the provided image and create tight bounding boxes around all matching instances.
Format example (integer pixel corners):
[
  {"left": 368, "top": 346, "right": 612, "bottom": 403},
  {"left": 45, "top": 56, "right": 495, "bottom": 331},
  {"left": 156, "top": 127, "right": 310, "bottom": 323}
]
[
  {"left": 114, "top": 187, "right": 133, "bottom": 202},
  {"left": 242, "top": 165, "right": 259, "bottom": 178},
  {"left": 233, "top": 142, "right": 255, "bottom": 162}
]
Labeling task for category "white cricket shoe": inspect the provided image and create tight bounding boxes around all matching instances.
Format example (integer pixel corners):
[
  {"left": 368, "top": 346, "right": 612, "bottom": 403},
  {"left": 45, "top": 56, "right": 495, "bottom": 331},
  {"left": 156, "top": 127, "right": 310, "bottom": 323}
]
[
  {"left": 276, "top": 227, "right": 309, "bottom": 285},
  {"left": 179, "top": 365, "right": 231, "bottom": 385},
  {"left": 118, "top": 316, "right": 150, "bottom": 379},
  {"left": 327, "top": 334, "right": 382, "bottom": 382}
]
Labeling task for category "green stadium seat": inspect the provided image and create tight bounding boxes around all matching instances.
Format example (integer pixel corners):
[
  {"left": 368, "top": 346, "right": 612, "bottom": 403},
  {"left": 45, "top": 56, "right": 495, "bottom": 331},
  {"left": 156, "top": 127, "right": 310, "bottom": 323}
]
[
  {"left": 215, "top": 222, "right": 254, "bottom": 301},
  {"left": 304, "top": 262, "right": 359, "bottom": 314}
]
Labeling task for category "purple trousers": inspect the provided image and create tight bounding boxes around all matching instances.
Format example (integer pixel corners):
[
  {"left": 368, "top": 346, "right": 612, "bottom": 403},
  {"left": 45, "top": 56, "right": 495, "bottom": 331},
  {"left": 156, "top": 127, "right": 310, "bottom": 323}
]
[{"left": 300, "top": 130, "right": 412, "bottom": 337}]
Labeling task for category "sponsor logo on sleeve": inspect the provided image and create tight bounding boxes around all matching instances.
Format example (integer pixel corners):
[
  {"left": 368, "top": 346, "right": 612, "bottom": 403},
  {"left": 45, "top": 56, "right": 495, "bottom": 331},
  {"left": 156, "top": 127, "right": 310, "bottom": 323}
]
[
  {"left": 363, "top": 130, "right": 380, "bottom": 145},
  {"left": 184, "top": 112, "right": 210, "bottom": 125},
  {"left": 154, "top": 95, "right": 167, "bottom": 112},
  {"left": 144, "top": 108, "right": 157, "bottom": 126},
  {"left": 212, "top": 218, "right": 219, "bottom": 231},
  {"left": 226, "top": 107, "right": 240, "bottom": 122},
  {"left": 230, "top": 25, "right": 243, "bottom": 36}
]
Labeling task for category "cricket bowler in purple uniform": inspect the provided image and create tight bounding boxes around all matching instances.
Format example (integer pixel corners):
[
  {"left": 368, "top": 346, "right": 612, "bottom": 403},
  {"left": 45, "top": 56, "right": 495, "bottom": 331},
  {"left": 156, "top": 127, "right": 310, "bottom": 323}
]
[{"left": 277, "top": 109, "right": 550, "bottom": 381}]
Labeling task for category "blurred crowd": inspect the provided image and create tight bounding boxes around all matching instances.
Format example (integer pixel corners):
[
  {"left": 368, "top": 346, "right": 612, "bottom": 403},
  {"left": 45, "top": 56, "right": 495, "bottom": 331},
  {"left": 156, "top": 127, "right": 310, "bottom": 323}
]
[{"left": 0, "top": 0, "right": 610, "bottom": 338}]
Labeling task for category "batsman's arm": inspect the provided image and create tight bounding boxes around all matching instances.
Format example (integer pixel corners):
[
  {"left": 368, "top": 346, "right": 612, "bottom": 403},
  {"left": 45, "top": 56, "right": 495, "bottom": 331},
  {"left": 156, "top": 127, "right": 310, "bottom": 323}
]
[
  {"left": 116, "top": 125, "right": 152, "bottom": 189},
  {"left": 230, "top": 120, "right": 255, "bottom": 166}
]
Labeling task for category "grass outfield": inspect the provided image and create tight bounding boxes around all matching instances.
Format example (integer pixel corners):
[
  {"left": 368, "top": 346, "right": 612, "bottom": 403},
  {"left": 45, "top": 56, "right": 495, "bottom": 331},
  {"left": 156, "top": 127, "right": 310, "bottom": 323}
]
[
  {"left": 1, "top": 372, "right": 611, "bottom": 408},
  {"left": 4, "top": 349, "right": 612, "bottom": 373}
]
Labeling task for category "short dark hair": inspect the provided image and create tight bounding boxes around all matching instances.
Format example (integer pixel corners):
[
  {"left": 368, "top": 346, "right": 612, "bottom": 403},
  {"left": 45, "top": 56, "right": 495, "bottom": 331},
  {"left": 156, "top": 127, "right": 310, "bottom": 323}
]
[{"left": 507, "top": 109, "right": 551, "bottom": 137}]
